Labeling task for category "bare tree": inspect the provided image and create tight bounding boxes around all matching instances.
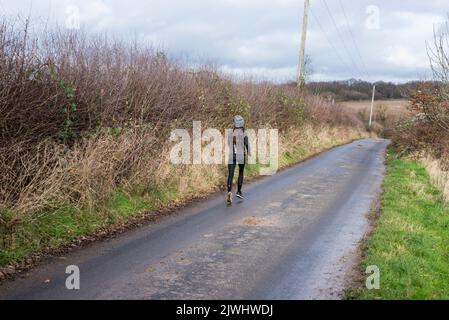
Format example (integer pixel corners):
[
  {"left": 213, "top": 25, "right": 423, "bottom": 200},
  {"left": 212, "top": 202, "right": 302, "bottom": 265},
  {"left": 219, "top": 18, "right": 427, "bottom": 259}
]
[
  {"left": 427, "top": 20, "right": 449, "bottom": 83},
  {"left": 421, "top": 18, "right": 449, "bottom": 134}
]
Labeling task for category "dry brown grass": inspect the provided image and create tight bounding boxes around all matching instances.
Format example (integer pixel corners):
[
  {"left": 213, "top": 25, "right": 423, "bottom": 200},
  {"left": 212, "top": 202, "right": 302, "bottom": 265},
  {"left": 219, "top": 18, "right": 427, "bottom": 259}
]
[
  {"left": 418, "top": 155, "right": 449, "bottom": 203},
  {"left": 341, "top": 99, "right": 410, "bottom": 121}
]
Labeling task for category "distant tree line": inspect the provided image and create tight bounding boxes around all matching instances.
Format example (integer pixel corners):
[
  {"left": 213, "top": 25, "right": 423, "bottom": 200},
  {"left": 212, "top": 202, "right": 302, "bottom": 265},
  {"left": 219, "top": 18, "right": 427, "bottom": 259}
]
[{"left": 302, "top": 79, "right": 443, "bottom": 101}]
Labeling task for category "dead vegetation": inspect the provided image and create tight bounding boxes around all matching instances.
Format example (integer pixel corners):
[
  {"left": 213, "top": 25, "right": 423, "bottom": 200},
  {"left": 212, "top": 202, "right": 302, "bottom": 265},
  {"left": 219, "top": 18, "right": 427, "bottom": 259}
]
[
  {"left": 340, "top": 99, "right": 411, "bottom": 137},
  {"left": 391, "top": 18, "right": 449, "bottom": 201},
  {"left": 0, "top": 18, "right": 365, "bottom": 253},
  {"left": 418, "top": 155, "right": 449, "bottom": 202}
]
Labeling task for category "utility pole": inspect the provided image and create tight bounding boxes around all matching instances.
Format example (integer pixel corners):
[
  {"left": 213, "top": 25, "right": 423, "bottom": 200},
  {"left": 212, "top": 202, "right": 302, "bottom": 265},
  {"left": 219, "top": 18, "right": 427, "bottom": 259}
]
[
  {"left": 297, "top": 0, "right": 310, "bottom": 88},
  {"left": 369, "top": 85, "right": 376, "bottom": 127}
]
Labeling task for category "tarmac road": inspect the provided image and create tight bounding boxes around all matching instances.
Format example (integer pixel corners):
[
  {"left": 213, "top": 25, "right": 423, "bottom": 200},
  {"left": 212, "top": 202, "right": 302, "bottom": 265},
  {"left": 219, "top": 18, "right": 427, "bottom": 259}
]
[{"left": 0, "top": 138, "right": 389, "bottom": 300}]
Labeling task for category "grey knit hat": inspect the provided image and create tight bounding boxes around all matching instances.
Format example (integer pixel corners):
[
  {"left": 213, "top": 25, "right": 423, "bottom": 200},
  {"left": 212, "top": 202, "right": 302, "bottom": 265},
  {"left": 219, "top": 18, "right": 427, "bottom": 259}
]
[{"left": 234, "top": 115, "right": 244, "bottom": 128}]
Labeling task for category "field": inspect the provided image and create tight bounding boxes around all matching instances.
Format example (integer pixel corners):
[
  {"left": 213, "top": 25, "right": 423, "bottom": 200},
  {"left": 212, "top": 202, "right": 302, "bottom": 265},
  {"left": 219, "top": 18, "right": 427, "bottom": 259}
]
[{"left": 340, "top": 99, "right": 411, "bottom": 127}]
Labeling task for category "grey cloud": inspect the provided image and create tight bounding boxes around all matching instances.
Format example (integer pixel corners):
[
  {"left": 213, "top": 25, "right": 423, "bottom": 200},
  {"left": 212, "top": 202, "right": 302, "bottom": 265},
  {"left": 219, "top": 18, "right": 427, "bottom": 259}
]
[{"left": 0, "top": 0, "right": 447, "bottom": 82}]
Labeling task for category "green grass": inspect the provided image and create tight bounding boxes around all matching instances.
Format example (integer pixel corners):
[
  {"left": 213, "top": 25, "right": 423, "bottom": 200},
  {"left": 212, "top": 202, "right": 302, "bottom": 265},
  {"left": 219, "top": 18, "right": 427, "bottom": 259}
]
[
  {"left": 0, "top": 188, "right": 177, "bottom": 266},
  {"left": 353, "top": 149, "right": 449, "bottom": 299}
]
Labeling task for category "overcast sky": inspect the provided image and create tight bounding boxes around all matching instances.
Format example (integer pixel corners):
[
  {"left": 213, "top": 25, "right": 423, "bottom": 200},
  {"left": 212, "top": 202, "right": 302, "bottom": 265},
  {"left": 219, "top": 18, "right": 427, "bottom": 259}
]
[{"left": 1, "top": 0, "right": 447, "bottom": 83}]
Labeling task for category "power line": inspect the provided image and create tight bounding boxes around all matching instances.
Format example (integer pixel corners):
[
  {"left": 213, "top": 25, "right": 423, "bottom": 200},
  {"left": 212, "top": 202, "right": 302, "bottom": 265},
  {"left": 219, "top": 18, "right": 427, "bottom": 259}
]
[
  {"left": 309, "top": 7, "right": 356, "bottom": 79},
  {"left": 321, "top": 0, "right": 365, "bottom": 79},
  {"left": 334, "top": 0, "right": 376, "bottom": 127},
  {"left": 337, "top": 0, "right": 371, "bottom": 79}
]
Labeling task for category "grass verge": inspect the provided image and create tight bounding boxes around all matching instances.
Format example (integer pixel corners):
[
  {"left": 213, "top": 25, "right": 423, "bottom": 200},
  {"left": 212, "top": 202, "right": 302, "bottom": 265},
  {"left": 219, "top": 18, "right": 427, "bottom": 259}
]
[{"left": 351, "top": 148, "right": 449, "bottom": 299}]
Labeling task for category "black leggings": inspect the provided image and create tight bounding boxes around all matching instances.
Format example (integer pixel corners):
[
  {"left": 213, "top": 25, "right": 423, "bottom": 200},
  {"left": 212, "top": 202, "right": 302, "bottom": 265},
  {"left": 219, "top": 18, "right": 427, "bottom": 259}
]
[{"left": 227, "top": 162, "right": 245, "bottom": 193}]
